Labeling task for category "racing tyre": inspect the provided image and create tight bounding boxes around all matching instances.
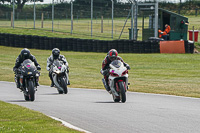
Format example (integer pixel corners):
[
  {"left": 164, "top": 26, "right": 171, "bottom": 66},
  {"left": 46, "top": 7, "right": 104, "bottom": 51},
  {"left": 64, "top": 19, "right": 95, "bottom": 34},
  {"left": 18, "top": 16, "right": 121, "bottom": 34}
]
[
  {"left": 60, "top": 77, "right": 68, "bottom": 94},
  {"left": 28, "top": 80, "right": 35, "bottom": 101},
  {"left": 118, "top": 81, "right": 126, "bottom": 103}
]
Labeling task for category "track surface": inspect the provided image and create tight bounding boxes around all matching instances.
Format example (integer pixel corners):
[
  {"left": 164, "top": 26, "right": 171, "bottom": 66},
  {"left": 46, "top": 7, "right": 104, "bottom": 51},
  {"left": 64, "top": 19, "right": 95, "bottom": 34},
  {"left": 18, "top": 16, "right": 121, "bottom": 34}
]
[{"left": 1, "top": 81, "right": 200, "bottom": 133}]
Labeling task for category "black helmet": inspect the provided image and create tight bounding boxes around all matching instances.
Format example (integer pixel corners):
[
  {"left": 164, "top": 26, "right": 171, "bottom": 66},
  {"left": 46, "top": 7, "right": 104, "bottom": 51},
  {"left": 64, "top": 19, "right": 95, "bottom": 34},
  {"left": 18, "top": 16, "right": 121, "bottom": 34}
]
[
  {"left": 52, "top": 48, "right": 60, "bottom": 59},
  {"left": 20, "top": 48, "right": 30, "bottom": 60},
  {"left": 108, "top": 49, "right": 118, "bottom": 61}
]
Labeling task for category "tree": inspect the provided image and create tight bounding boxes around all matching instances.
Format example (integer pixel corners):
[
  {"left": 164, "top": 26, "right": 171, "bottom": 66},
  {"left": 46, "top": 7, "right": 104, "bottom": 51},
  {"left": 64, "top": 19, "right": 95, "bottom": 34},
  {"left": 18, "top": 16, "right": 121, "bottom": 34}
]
[{"left": 0, "top": 0, "right": 43, "bottom": 11}]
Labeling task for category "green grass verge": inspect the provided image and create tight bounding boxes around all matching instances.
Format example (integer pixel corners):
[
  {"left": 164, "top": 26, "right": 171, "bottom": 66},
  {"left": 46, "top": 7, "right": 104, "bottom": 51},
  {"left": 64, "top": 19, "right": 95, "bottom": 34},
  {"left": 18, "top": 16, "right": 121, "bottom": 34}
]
[
  {"left": 0, "top": 101, "right": 81, "bottom": 133},
  {"left": 0, "top": 46, "right": 200, "bottom": 98}
]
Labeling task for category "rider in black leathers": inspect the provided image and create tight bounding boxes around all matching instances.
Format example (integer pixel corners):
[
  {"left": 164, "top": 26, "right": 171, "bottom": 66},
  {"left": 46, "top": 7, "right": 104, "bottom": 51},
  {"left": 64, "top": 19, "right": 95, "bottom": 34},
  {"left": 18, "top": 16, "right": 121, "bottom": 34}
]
[{"left": 13, "top": 48, "right": 41, "bottom": 88}]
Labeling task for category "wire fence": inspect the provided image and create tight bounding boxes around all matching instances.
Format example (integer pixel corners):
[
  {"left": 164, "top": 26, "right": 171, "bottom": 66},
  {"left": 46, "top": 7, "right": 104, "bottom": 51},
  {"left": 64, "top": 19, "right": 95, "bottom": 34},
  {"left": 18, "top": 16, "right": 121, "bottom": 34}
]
[{"left": 0, "top": 1, "right": 200, "bottom": 41}]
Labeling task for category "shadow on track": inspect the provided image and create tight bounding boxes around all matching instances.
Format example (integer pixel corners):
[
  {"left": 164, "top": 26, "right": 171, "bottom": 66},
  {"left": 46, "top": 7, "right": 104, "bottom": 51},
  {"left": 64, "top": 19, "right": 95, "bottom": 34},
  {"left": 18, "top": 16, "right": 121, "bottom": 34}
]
[
  {"left": 40, "top": 93, "right": 60, "bottom": 95},
  {"left": 95, "top": 101, "right": 118, "bottom": 103},
  {"left": 6, "top": 100, "right": 27, "bottom": 102}
]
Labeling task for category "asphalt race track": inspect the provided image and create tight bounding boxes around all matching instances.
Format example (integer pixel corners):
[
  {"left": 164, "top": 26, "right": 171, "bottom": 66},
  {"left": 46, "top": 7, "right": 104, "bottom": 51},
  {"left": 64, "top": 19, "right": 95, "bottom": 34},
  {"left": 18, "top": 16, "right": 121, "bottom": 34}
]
[{"left": 1, "top": 81, "right": 200, "bottom": 133}]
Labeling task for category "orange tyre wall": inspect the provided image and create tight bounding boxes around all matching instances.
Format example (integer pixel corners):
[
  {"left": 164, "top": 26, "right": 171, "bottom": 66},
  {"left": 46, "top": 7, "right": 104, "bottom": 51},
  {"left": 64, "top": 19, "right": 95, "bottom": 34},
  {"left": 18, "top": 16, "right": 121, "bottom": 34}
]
[{"left": 160, "top": 41, "right": 185, "bottom": 54}]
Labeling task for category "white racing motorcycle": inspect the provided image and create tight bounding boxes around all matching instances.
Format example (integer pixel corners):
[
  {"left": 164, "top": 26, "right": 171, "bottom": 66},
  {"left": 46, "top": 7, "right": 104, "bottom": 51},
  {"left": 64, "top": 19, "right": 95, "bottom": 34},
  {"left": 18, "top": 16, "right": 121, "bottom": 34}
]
[
  {"left": 102, "top": 60, "right": 129, "bottom": 103},
  {"left": 51, "top": 59, "right": 69, "bottom": 94}
]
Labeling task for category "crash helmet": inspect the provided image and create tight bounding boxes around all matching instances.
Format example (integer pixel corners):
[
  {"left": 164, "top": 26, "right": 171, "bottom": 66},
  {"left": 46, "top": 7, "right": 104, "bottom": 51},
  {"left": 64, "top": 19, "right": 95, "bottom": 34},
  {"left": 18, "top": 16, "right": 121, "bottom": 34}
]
[
  {"left": 52, "top": 48, "right": 60, "bottom": 59},
  {"left": 20, "top": 48, "right": 30, "bottom": 60},
  {"left": 108, "top": 49, "right": 118, "bottom": 61}
]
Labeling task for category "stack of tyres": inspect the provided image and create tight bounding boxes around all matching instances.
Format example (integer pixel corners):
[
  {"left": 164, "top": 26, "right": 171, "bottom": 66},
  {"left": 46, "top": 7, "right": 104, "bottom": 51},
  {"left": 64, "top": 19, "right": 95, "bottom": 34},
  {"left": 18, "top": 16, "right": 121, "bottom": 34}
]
[
  {"left": 123, "top": 40, "right": 129, "bottom": 53},
  {"left": 139, "top": 41, "right": 145, "bottom": 53},
  {"left": 4, "top": 34, "right": 9, "bottom": 47},
  {"left": 184, "top": 40, "right": 189, "bottom": 53},
  {"left": 52, "top": 38, "right": 57, "bottom": 49},
  {"left": 72, "top": 38, "right": 77, "bottom": 51},
  {"left": 44, "top": 37, "right": 49, "bottom": 50},
  {"left": 112, "top": 40, "right": 118, "bottom": 51},
  {"left": 92, "top": 39, "right": 97, "bottom": 52},
  {"left": 107, "top": 41, "right": 113, "bottom": 51},
  {"left": 67, "top": 38, "right": 73, "bottom": 51},
  {"left": 77, "top": 39, "right": 82, "bottom": 52},
  {"left": 151, "top": 41, "right": 159, "bottom": 53},
  {"left": 97, "top": 40, "right": 102, "bottom": 52},
  {"left": 133, "top": 41, "right": 140, "bottom": 53},
  {"left": 188, "top": 41, "right": 194, "bottom": 54},
  {"left": 14, "top": 34, "right": 20, "bottom": 47},
  {"left": 128, "top": 40, "right": 136, "bottom": 53},
  {"left": 128, "top": 40, "right": 133, "bottom": 53},
  {"left": 19, "top": 35, "right": 25, "bottom": 48},
  {"left": 118, "top": 40, "right": 124, "bottom": 53},
  {"left": 83, "top": 39, "right": 89, "bottom": 52},
  {"left": 144, "top": 41, "right": 151, "bottom": 53},
  {"left": 61, "top": 38, "right": 68, "bottom": 51},
  {"left": 87, "top": 39, "right": 93, "bottom": 52},
  {"left": 0, "top": 33, "right": 4, "bottom": 46},
  {"left": 39, "top": 36, "right": 45, "bottom": 49},
  {"left": 24, "top": 35, "right": 32, "bottom": 48},
  {"left": 32, "top": 36, "right": 39, "bottom": 49},
  {"left": 9, "top": 34, "right": 15, "bottom": 47},
  {"left": 102, "top": 40, "right": 108, "bottom": 53},
  {"left": 55, "top": 38, "right": 62, "bottom": 50}
]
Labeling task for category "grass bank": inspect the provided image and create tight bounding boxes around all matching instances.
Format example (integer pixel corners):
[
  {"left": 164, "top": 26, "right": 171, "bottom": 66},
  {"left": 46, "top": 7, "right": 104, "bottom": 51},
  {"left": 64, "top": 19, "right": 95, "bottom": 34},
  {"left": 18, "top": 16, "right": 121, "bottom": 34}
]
[
  {"left": 0, "top": 101, "right": 81, "bottom": 133},
  {"left": 0, "top": 46, "right": 200, "bottom": 98}
]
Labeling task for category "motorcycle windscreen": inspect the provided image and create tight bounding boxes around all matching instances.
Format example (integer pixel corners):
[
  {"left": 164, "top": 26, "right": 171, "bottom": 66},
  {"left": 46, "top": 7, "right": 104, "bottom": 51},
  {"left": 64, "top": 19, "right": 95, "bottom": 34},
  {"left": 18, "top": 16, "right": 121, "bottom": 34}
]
[
  {"left": 23, "top": 59, "right": 36, "bottom": 70},
  {"left": 53, "top": 60, "right": 62, "bottom": 68},
  {"left": 110, "top": 60, "right": 122, "bottom": 68}
]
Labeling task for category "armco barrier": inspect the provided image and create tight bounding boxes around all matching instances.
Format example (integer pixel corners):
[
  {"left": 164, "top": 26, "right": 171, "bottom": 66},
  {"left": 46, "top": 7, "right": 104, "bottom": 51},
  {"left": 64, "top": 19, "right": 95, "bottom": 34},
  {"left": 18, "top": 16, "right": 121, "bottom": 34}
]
[{"left": 0, "top": 33, "right": 194, "bottom": 54}]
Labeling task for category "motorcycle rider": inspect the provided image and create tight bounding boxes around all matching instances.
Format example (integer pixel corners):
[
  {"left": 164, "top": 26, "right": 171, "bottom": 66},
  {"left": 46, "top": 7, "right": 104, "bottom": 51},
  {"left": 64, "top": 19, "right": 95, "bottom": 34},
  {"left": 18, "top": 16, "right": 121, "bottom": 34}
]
[
  {"left": 101, "top": 49, "right": 130, "bottom": 93},
  {"left": 46, "top": 48, "right": 70, "bottom": 87},
  {"left": 13, "top": 48, "right": 41, "bottom": 89}
]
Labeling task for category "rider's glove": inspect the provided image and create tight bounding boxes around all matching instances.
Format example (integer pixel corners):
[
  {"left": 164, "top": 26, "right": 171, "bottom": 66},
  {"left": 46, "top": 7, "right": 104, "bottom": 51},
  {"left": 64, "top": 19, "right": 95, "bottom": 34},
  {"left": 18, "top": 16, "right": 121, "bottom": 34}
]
[
  {"left": 37, "top": 65, "right": 41, "bottom": 70},
  {"left": 103, "top": 69, "right": 109, "bottom": 76},
  {"left": 161, "top": 32, "right": 163, "bottom": 34},
  {"left": 13, "top": 68, "right": 18, "bottom": 74},
  {"left": 126, "top": 65, "right": 131, "bottom": 70}
]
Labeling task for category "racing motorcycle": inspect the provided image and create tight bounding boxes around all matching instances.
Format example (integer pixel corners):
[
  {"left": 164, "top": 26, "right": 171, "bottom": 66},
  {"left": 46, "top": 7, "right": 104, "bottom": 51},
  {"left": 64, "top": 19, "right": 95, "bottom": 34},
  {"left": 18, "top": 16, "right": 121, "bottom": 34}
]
[
  {"left": 16, "top": 59, "right": 40, "bottom": 101},
  {"left": 102, "top": 60, "right": 129, "bottom": 103},
  {"left": 51, "top": 59, "right": 69, "bottom": 94}
]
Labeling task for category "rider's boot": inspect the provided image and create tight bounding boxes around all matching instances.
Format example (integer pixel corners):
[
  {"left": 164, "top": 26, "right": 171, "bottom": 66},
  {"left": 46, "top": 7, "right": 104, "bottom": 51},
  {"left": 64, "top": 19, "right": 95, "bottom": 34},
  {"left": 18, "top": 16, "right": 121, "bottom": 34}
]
[
  {"left": 67, "top": 80, "right": 70, "bottom": 85},
  {"left": 50, "top": 81, "right": 55, "bottom": 87},
  {"left": 105, "top": 82, "right": 111, "bottom": 94}
]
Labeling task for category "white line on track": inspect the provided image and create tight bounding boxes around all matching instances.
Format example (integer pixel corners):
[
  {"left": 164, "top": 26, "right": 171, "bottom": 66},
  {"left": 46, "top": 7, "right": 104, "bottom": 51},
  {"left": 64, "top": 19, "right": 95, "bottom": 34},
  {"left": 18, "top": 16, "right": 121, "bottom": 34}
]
[{"left": 49, "top": 115, "right": 91, "bottom": 133}]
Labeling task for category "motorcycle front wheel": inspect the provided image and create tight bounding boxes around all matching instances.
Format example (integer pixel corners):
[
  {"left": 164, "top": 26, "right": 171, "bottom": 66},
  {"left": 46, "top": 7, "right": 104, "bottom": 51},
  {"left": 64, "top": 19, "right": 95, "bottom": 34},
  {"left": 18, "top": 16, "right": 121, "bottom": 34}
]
[
  {"left": 60, "top": 77, "right": 68, "bottom": 94},
  {"left": 118, "top": 81, "right": 126, "bottom": 103},
  {"left": 28, "top": 80, "right": 35, "bottom": 101}
]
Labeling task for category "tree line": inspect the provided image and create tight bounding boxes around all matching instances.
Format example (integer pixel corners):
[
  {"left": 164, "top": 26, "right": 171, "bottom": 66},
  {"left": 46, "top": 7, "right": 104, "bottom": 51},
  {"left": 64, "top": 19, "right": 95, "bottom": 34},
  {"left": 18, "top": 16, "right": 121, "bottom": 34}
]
[{"left": 0, "top": 0, "right": 200, "bottom": 12}]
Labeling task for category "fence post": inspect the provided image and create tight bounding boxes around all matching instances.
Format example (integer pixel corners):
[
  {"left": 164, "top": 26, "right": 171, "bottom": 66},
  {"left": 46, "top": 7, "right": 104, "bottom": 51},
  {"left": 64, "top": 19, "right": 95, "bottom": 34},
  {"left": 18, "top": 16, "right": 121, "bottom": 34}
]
[
  {"left": 154, "top": 0, "right": 158, "bottom": 38},
  {"left": 192, "top": 26, "right": 194, "bottom": 42},
  {"left": 41, "top": 13, "right": 44, "bottom": 28},
  {"left": 52, "top": 0, "right": 54, "bottom": 32},
  {"left": 11, "top": 12, "right": 13, "bottom": 27},
  {"left": 34, "top": 0, "right": 36, "bottom": 29},
  {"left": 111, "top": 0, "right": 114, "bottom": 39},
  {"left": 71, "top": 0, "right": 73, "bottom": 34},
  {"left": 12, "top": 0, "right": 15, "bottom": 28},
  {"left": 101, "top": 16, "right": 103, "bottom": 33},
  {"left": 91, "top": 0, "right": 93, "bottom": 37}
]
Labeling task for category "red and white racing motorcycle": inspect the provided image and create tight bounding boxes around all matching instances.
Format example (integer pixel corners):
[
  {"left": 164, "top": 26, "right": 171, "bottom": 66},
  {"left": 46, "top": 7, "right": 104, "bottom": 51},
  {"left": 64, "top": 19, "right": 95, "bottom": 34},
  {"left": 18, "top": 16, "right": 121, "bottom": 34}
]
[{"left": 102, "top": 60, "right": 129, "bottom": 103}]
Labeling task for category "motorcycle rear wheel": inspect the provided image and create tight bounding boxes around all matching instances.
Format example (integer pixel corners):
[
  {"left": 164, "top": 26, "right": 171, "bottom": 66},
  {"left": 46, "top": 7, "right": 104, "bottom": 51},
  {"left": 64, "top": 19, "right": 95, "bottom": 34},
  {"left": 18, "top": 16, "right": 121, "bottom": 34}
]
[
  {"left": 118, "top": 81, "right": 126, "bottom": 103},
  {"left": 28, "top": 80, "right": 35, "bottom": 101},
  {"left": 60, "top": 78, "right": 68, "bottom": 94}
]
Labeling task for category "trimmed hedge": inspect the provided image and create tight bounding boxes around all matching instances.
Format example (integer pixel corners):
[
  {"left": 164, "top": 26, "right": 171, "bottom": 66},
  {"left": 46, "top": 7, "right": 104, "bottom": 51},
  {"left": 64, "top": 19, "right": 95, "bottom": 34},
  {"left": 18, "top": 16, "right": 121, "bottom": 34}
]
[{"left": 0, "top": 33, "right": 194, "bottom": 53}]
